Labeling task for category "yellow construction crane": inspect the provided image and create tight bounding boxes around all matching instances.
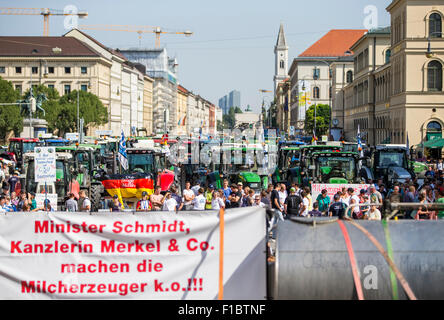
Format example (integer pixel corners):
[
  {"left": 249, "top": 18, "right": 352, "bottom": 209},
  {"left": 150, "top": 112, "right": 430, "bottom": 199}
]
[
  {"left": 79, "top": 24, "right": 193, "bottom": 48},
  {"left": 0, "top": 7, "right": 88, "bottom": 36}
]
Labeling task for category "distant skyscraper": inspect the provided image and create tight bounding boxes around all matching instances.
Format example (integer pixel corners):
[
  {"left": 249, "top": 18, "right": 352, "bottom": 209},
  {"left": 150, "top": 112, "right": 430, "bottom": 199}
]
[
  {"left": 218, "top": 95, "right": 228, "bottom": 115},
  {"left": 228, "top": 90, "right": 241, "bottom": 109},
  {"left": 218, "top": 90, "right": 241, "bottom": 115}
]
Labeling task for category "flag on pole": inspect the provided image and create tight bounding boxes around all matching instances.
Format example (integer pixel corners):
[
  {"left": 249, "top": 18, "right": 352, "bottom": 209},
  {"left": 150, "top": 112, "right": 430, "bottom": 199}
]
[
  {"left": 312, "top": 129, "right": 317, "bottom": 144},
  {"left": 357, "top": 124, "right": 363, "bottom": 157},
  {"left": 118, "top": 130, "right": 128, "bottom": 170},
  {"left": 182, "top": 116, "right": 186, "bottom": 126}
]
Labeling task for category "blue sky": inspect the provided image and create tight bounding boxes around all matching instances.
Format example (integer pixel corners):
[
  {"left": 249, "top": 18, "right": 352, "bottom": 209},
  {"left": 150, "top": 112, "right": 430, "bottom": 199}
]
[{"left": 0, "top": 0, "right": 391, "bottom": 112}]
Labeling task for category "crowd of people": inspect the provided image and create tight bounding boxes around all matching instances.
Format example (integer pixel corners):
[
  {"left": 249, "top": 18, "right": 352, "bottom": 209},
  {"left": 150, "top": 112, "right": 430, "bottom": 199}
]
[{"left": 1, "top": 157, "right": 444, "bottom": 219}]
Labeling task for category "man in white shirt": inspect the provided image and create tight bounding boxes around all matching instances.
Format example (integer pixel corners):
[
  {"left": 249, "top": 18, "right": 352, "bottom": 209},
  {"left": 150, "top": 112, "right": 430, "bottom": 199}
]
[
  {"left": 162, "top": 192, "right": 178, "bottom": 212},
  {"left": 299, "top": 191, "right": 309, "bottom": 217},
  {"left": 79, "top": 190, "right": 91, "bottom": 212},
  {"left": 192, "top": 188, "right": 206, "bottom": 211},
  {"left": 347, "top": 188, "right": 360, "bottom": 219},
  {"left": 182, "top": 181, "right": 195, "bottom": 211}
]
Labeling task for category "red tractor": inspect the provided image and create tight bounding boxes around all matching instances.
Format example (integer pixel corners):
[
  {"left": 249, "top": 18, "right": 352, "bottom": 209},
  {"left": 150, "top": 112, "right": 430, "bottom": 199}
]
[{"left": 7, "top": 138, "right": 41, "bottom": 169}]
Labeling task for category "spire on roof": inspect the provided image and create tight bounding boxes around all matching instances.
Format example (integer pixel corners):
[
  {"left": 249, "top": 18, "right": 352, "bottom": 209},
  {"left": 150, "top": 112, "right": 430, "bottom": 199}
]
[{"left": 276, "top": 23, "right": 287, "bottom": 48}]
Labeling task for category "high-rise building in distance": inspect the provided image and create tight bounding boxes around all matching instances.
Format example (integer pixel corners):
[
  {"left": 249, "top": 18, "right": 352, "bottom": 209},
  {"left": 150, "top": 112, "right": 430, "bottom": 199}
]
[{"left": 218, "top": 90, "right": 241, "bottom": 115}]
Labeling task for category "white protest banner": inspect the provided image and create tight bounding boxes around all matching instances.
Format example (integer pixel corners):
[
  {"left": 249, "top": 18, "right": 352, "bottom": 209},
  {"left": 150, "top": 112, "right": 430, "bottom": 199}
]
[
  {"left": 311, "top": 183, "right": 371, "bottom": 202},
  {"left": 0, "top": 208, "right": 266, "bottom": 299},
  {"left": 35, "top": 193, "right": 58, "bottom": 211},
  {"left": 34, "top": 147, "right": 56, "bottom": 183}
]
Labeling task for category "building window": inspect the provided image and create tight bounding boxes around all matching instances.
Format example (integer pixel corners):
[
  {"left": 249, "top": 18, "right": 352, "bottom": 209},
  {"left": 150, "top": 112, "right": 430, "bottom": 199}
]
[
  {"left": 48, "top": 67, "right": 54, "bottom": 74},
  {"left": 0, "top": 66, "right": 5, "bottom": 73},
  {"left": 64, "top": 67, "right": 71, "bottom": 74},
  {"left": 313, "top": 86, "right": 320, "bottom": 99},
  {"left": 385, "top": 49, "right": 391, "bottom": 64},
  {"left": 15, "top": 67, "right": 22, "bottom": 74},
  {"left": 15, "top": 85, "right": 22, "bottom": 94},
  {"left": 429, "top": 13, "right": 442, "bottom": 38},
  {"left": 32, "top": 67, "right": 38, "bottom": 74},
  {"left": 313, "top": 68, "right": 320, "bottom": 80},
  {"left": 427, "top": 121, "right": 442, "bottom": 133},
  {"left": 64, "top": 84, "right": 71, "bottom": 95},
  {"left": 47, "top": 84, "right": 54, "bottom": 89},
  {"left": 81, "top": 84, "right": 88, "bottom": 92},
  {"left": 346, "top": 70, "right": 353, "bottom": 83},
  {"left": 81, "top": 66, "right": 87, "bottom": 74},
  {"left": 280, "top": 60, "right": 284, "bottom": 69},
  {"left": 428, "top": 60, "right": 443, "bottom": 91}
]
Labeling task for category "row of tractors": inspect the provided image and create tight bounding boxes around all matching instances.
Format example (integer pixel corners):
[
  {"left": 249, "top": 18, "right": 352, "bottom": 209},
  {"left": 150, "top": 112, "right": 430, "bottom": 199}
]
[
  {"left": 1, "top": 136, "right": 427, "bottom": 211},
  {"left": 276, "top": 141, "right": 427, "bottom": 187}
]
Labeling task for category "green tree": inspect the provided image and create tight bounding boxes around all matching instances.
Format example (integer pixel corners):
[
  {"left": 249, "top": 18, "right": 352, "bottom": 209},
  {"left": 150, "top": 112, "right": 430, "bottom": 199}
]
[
  {"left": 0, "top": 77, "right": 22, "bottom": 140},
  {"left": 222, "top": 106, "right": 243, "bottom": 129},
  {"left": 304, "top": 104, "right": 331, "bottom": 136},
  {"left": 59, "top": 90, "right": 108, "bottom": 133}
]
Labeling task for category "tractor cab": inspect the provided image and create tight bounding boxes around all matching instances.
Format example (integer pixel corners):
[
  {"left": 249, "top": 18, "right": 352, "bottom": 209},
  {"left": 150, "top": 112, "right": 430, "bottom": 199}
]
[
  {"left": 221, "top": 146, "right": 268, "bottom": 193},
  {"left": 126, "top": 147, "right": 174, "bottom": 192},
  {"left": 360, "top": 145, "right": 414, "bottom": 186},
  {"left": 311, "top": 151, "right": 361, "bottom": 184},
  {"left": 8, "top": 138, "right": 41, "bottom": 169}
]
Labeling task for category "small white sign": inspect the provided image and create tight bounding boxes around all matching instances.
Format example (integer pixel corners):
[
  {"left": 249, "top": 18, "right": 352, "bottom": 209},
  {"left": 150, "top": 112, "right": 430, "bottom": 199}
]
[{"left": 34, "top": 147, "right": 56, "bottom": 183}]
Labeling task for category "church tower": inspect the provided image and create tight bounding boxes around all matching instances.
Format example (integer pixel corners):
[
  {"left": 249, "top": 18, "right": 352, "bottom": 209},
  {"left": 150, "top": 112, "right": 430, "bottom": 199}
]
[{"left": 274, "top": 23, "right": 289, "bottom": 94}]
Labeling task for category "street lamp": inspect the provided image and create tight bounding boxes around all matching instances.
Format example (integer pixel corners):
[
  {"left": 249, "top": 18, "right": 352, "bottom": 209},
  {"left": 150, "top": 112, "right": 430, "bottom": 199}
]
[
  {"left": 426, "top": 32, "right": 443, "bottom": 58},
  {"left": 307, "top": 59, "right": 333, "bottom": 138},
  {"left": 301, "top": 75, "right": 317, "bottom": 140}
]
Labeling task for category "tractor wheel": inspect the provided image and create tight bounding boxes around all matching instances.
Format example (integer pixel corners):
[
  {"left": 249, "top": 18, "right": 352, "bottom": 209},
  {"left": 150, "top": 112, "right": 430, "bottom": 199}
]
[{"left": 90, "top": 184, "right": 103, "bottom": 212}]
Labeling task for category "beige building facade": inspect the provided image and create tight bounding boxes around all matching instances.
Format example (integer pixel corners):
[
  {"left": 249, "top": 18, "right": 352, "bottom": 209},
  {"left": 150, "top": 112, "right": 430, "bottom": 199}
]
[{"left": 342, "top": 0, "right": 444, "bottom": 157}]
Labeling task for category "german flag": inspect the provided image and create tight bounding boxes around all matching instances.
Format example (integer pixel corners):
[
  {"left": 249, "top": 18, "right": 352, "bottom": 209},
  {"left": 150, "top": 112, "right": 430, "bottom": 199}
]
[{"left": 100, "top": 173, "right": 154, "bottom": 207}]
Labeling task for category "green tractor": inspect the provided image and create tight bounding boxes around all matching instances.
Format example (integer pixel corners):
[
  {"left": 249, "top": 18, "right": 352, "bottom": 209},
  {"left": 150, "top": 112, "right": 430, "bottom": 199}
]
[
  {"left": 275, "top": 146, "right": 302, "bottom": 185},
  {"left": 221, "top": 145, "right": 269, "bottom": 193},
  {"left": 310, "top": 151, "right": 362, "bottom": 184},
  {"left": 56, "top": 145, "right": 106, "bottom": 211}
]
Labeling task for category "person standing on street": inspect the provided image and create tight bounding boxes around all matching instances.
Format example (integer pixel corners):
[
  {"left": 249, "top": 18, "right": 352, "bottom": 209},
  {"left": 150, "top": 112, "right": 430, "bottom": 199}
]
[
  {"left": 211, "top": 190, "right": 225, "bottom": 210},
  {"left": 65, "top": 193, "right": 78, "bottom": 212},
  {"left": 150, "top": 186, "right": 164, "bottom": 211},
  {"left": 270, "top": 184, "right": 283, "bottom": 214},
  {"left": 365, "top": 205, "right": 382, "bottom": 220},
  {"left": 316, "top": 189, "right": 330, "bottom": 214},
  {"left": 183, "top": 182, "right": 195, "bottom": 211},
  {"left": 348, "top": 188, "right": 361, "bottom": 219},
  {"left": 162, "top": 191, "right": 178, "bottom": 212},
  {"left": 329, "top": 194, "right": 347, "bottom": 219},
  {"left": 78, "top": 190, "right": 91, "bottom": 212},
  {"left": 284, "top": 187, "right": 302, "bottom": 217},
  {"left": 279, "top": 184, "right": 288, "bottom": 211},
  {"left": 228, "top": 184, "right": 242, "bottom": 209},
  {"left": 8, "top": 171, "right": 20, "bottom": 195},
  {"left": 109, "top": 195, "right": 122, "bottom": 212},
  {"left": 170, "top": 186, "right": 183, "bottom": 211},
  {"left": 205, "top": 185, "right": 214, "bottom": 210},
  {"left": 192, "top": 188, "right": 206, "bottom": 211},
  {"left": 299, "top": 191, "right": 309, "bottom": 217},
  {"left": 136, "top": 191, "right": 151, "bottom": 212}
]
